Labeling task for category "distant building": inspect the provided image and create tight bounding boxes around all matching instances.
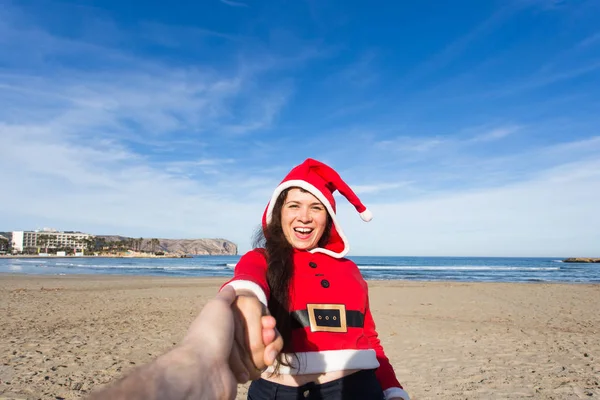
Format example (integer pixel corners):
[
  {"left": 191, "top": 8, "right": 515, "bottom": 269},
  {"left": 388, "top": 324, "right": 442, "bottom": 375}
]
[
  {"left": 11, "top": 228, "right": 93, "bottom": 253},
  {"left": 0, "top": 235, "right": 8, "bottom": 253}
]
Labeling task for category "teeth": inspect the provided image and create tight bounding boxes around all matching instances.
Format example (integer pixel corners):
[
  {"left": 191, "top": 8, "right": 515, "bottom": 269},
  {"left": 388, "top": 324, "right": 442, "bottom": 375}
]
[{"left": 294, "top": 228, "right": 312, "bottom": 234}]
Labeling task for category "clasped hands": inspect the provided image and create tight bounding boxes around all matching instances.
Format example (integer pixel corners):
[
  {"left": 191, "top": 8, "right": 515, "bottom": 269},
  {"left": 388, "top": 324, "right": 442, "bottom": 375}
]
[
  {"left": 228, "top": 288, "right": 283, "bottom": 382},
  {"left": 181, "top": 286, "right": 283, "bottom": 391}
]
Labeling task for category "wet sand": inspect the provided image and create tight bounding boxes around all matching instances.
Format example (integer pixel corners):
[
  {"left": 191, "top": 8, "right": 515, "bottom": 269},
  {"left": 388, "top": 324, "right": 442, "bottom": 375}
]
[{"left": 0, "top": 274, "right": 598, "bottom": 399}]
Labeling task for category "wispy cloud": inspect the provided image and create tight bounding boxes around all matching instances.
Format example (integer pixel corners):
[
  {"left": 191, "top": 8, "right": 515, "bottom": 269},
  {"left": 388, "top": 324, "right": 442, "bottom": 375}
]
[
  {"left": 434, "top": 58, "right": 600, "bottom": 102},
  {"left": 0, "top": 3, "right": 300, "bottom": 142},
  {"left": 577, "top": 32, "right": 600, "bottom": 48},
  {"left": 0, "top": 2, "right": 304, "bottom": 246},
  {"left": 352, "top": 182, "right": 414, "bottom": 195},
  {"left": 372, "top": 124, "right": 520, "bottom": 155},
  {"left": 342, "top": 157, "right": 600, "bottom": 257},
  {"left": 219, "top": 0, "right": 249, "bottom": 7},
  {"left": 468, "top": 126, "right": 521, "bottom": 143},
  {"left": 535, "top": 60, "right": 600, "bottom": 87},
  {"left": 325, "top": 100, "right": 378, "bottom": 120},
  {"left": 138, "top": 21, "right": 241, "bottom": 44},
  {"left": 350, "top": 128, "right": 600, "bottom": 204},
  {"left": 220, "top": 87, "right": 291, "bottom": 134},
  {"left": 333, "top": 50, "right": 379, "bottom": 88},
  {"left": 374, "top": 137, "right": 446, "bottom": 153},
  {"left": 398, "top": 2, "right": 530, "bottom": 88},
  {"left": 162, "top": 158, "right": 237, "bottom": 176},
  {"left": 337, "top": 136, "right": 600, "bottom": 256}
]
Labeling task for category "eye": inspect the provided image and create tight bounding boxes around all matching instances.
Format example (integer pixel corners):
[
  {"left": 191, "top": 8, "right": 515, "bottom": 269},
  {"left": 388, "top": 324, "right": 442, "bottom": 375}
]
[{"left": 312, "top": 205, "right": 324, "bottom": 211}]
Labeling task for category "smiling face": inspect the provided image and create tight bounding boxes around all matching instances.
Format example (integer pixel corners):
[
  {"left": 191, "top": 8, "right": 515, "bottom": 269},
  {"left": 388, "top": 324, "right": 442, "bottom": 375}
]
[{"left": 280, "top": 188, "right": 328, "bottom": 251}]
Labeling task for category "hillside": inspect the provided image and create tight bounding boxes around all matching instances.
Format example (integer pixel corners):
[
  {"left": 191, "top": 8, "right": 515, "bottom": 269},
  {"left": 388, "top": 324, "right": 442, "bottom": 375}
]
[{"left": 96, "top": 236, "right": 237, "bottom": 256}]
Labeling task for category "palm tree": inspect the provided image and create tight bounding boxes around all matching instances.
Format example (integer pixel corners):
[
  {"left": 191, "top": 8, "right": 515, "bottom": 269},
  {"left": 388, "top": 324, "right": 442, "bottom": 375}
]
[
  {"left": 150, "top": 238, "right": 160, "bottom": 253},
  {"left": 37, "top": 234, "right": 51, "bottom": 254},
  {"left": 81, "top": 237, "right": 96, "bottom": 254}
]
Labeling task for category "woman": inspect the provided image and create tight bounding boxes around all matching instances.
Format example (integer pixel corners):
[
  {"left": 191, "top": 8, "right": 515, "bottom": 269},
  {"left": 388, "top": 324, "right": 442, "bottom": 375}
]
[{"left": 223, "top": 158, "right": 409, "bottom": 400}]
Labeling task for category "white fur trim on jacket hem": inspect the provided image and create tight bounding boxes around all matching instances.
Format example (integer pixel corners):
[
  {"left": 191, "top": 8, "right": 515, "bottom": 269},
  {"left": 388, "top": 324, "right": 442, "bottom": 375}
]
[
  {"left": 223, "top": 280, "right": 267, "bottom": 306},
  {"left": 384, "top": 387, "right": 410, "bottom": 400},
  {"left": 264, "top": 349, "right": 379, "bottom": 375}
]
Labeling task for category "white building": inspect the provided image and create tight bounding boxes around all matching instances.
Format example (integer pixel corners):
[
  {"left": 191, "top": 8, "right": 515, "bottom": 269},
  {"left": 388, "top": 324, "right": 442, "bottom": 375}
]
[{"left": 11, "top": 228, "right": 93, "bottom": 253}]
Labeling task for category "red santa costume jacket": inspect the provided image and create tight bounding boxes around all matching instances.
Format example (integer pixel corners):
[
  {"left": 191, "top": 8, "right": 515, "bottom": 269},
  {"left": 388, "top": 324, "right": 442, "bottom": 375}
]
[{"left": 222, "top": 159, "right": 410, "bottom": 400}]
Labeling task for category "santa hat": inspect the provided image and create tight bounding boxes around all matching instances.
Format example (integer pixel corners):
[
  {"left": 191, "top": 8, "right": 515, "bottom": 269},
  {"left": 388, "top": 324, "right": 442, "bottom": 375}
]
[{"left": 262, "top": 158, "right": 372, "bottom": 258}]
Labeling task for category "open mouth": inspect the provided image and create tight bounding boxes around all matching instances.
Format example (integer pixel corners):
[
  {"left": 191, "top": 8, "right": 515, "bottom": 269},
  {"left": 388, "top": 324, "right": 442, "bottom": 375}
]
[{"left": 293, "top": 227, "right": 313, "bottom": 239}]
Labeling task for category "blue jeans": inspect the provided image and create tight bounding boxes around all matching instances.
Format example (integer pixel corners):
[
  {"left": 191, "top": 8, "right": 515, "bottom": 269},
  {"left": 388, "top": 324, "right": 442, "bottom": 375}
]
[{"left": 247, "top": 369, "right": 386, "bottom": 400}]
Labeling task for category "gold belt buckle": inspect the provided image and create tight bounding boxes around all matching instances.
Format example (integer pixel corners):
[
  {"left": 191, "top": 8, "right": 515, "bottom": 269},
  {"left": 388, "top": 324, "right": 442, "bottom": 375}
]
[{"left": 306, "top": 304, "right": 347, "bottom": 333}]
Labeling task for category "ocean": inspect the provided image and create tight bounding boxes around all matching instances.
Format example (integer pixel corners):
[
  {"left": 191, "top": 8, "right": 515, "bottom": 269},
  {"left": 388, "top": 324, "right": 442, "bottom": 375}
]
[{"left": 0, "top": 255, "right": 598, "bottom": 283}]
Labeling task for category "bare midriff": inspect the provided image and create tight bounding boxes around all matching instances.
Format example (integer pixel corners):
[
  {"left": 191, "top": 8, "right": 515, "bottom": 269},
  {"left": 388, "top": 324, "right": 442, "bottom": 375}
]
[{"left": 261, "top": 369, "right": 361, "bottom": 386}]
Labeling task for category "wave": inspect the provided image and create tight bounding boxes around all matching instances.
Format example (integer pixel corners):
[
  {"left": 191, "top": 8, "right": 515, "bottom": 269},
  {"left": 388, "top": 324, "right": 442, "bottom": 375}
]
[
  {"left": 207, "top": 263, "right": 237, "bottom": 267},
  {"left": 14, "top": 261, "right": 561, "bottom": 272}
]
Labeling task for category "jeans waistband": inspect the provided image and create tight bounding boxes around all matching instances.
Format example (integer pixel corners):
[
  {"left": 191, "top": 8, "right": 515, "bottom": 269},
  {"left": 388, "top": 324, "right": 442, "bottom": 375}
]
[{"left": 258, "top": 369, "right": 377, "bottom": 394}]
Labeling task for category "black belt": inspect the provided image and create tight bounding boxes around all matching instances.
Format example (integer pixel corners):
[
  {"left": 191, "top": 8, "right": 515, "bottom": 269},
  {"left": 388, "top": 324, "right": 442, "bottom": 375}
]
[{"left": 291, "top": 304, "right": 364, "bottom": 333}]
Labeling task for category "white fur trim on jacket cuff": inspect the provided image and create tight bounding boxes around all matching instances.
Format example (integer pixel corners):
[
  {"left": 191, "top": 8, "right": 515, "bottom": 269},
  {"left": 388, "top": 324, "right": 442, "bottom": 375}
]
[
  {"left": 360, "top": 208, "right": 373, "bottom": 222},
  {"left": 223, "top": 280, "right": 267, "bottom": 306},
  {"left": 384, "top": 387, "right": 410, "bottom": 400}
]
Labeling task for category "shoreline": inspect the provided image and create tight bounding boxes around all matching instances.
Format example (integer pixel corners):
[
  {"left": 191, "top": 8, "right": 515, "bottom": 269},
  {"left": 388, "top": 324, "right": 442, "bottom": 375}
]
[
  {"left": 0, "top": 253, "right": 221, "bottom": 259},
  {"left": 1, "top": 271, "right": 598, "bottom": 286}
]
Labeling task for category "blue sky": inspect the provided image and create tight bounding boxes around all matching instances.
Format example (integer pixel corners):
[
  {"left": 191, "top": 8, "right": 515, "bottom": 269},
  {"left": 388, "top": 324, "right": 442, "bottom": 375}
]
[{"left": 1, "top": 0, "right": 599, "bottom": 256}]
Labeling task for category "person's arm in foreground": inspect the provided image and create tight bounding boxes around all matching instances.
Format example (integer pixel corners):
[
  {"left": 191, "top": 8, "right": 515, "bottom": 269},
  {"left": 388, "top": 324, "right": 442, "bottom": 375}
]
[{"left": 87, "top": 286, "right": 281, "bottom": 400}]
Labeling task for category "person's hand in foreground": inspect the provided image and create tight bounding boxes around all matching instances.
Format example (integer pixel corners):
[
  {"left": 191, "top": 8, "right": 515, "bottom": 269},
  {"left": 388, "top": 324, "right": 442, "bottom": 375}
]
[
  {"left": 228, "top": 289, "right": 285, "bottom": 381},
  {"left": 87, "top": 286, "right": 282, "bottom": 400}
]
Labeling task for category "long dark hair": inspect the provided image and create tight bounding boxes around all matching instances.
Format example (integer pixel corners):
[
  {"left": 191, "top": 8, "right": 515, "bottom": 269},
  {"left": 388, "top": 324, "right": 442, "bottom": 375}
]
[{"left": 252, "top": 187, "right": 332, "bottom": 373}]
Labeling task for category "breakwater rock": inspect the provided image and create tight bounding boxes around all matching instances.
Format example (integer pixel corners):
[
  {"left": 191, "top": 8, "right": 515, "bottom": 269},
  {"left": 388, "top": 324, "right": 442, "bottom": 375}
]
[{"left": 563, "top": 258, "right": 600, "bottom": 263}]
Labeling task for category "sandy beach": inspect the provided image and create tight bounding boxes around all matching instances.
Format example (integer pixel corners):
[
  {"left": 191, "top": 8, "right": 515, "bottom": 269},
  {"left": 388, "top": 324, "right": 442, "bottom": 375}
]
[{"left": 0, "top": 275, "right": 598, "bottom": 399}]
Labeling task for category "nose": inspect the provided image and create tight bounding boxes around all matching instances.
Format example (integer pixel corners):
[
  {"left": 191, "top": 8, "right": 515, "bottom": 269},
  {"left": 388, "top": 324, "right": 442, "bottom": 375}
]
[{"left": 298, "top": 206, "right": 312, "bottom": 222}]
